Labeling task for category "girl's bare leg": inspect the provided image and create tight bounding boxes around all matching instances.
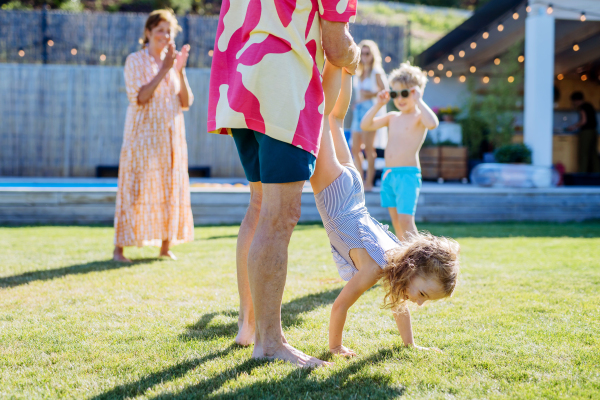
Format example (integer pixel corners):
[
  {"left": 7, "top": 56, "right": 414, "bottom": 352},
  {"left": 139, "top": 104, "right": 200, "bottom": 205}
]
[
  {"left": 113, "top": 246, "right": 131, "bottom": 263},
  {"left": 351, "top": 132, "right": 364, "bottom": 179}
]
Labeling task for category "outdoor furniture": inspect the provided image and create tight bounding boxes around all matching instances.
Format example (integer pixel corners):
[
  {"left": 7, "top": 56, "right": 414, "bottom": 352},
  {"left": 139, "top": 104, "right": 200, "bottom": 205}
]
[{"left": 419, "top": 146, "right": 468, "bottom": 182}]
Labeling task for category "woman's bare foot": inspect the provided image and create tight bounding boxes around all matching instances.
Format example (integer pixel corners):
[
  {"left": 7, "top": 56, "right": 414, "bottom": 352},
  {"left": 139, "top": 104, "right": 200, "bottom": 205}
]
[
  {"left": 113, "top": 247, "right": 132, "bottom": 263},
  {"left": 159, "top": 250, "right": 177, "bottom": 260},
  {"left": 252, "top": 341, "right": 331, "bottom": 368}
]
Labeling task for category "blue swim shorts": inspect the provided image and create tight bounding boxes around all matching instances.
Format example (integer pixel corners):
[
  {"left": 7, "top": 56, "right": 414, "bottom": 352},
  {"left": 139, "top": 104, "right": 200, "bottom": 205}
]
[{"left": 380, "top": 167, "right": 422, "bottom": 216}]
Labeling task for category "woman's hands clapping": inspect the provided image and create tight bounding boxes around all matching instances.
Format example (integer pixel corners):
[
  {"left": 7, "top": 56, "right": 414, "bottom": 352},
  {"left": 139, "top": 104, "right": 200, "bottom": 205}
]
[
  {"left": 175, "top": 44, "right": 190, "bottom": 73},
  {"left": 161, "top": 42, "right": 177, "bottom": 71}
]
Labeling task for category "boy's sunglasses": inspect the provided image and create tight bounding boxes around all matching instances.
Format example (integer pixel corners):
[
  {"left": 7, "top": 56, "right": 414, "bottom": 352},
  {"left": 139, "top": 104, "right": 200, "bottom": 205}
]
[{"left": 389, "top": 89, "right": 411, "bottom": 99}]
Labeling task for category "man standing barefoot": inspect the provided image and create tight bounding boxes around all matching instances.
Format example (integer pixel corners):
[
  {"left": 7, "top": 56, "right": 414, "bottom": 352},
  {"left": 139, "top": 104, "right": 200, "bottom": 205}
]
[{"left": 207, "top": 0, "right": 360, "bottom": 367}]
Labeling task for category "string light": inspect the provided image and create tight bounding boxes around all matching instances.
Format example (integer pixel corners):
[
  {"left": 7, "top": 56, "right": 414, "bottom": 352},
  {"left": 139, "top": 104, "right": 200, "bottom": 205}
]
[
  {"left": 518, "top": 55, "right": 525, "bottom": 63},
  {"left": 497, "top": 24, "right": 504, "bottom": 32},
  {"left": 547, "top": 4, "right": 553, "bottom": 14},
  {"left": 557, "top": 74, "right": 564, "bottom": 80},
  {"left": 573, "top": 43, "right": 580, "bottom": 51},
  {"left": 459, "top": 75, "right": 466, "bottom": 83},
  {"left": 494, "top": 58, "right": 501, "bottom": 65},
  {"left": 513, "top": 12, "right": 519, "bottom": 20},
  {"left": 385, "top": 56, "right": 391, "bottom": 63},
  {"left": 100, "top": 54, "right": 106, "bottom": 62},
  {"left": 47, "top": 40, "right": 54, "bottom": 47},
  {"left": 483, "top": 75, "right": 490, "bottom": 84},
  {"left": 434, "top": 76, "right": 441, "bottom": 84},
  {"left": 428, "top": 70, "right": 435, "bottom": 77},
  {"left": 446, "top": 71, "right": 453, "bottom": 78},
  {"left": 448, "top": 54, "right": 454, "bottom": 61},
  {"left": 208, "top": 49, "right": 214, "bottom": 57},
  {"left": 526, "top": 5, "right": 531, "bottom": 13},
  {"left": 18, "top": 49, "right": 25, "bottom": 57},
  {"left": 438, "top": 63, "right": 444, "bottom": 70},
  {"left": 470, "top": 65, "right": 477, "bottom": 73},
  {"left": 459, "top": 50, "right": 465, "bottom": 58},
  {"left": 580, "top": 12, "right": 586, "bottom": 22},
  {"left": 508, "top": 76, "right": 515, "bottom": 83},
  {"left": 581, "top": 74, "right": 587, "bottom": 81},
  {"left": 71, "top": 48, "right": 77, "bottom": 55},
  {"left": 470, "top": 42, "right": 477, "bottom": 49},
  {"left": 482, "top": 31, "right": 489, "bottom": 39}
]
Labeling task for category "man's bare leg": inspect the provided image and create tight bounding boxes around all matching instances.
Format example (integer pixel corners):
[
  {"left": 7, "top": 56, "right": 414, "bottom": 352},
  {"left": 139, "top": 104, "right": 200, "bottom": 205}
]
[
  {"left": 249, "top": 181, "right": 328, "bottom": 367},
  {"left": 235, "top": 182, "right": 262, "bottom": 346},
  {"left": 388, "top": 207, "right": 417, "bottom": 240}
]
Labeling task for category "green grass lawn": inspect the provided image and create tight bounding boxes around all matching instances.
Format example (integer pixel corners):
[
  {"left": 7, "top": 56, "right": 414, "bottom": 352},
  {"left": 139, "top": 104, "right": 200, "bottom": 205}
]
[{"left": 1, "top": 222, "right": 599, "bottom": 399}]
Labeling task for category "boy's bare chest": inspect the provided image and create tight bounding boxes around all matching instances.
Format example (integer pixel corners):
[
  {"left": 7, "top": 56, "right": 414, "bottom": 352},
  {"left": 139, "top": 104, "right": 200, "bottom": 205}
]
[{"left": 389, "top": 114, "right": 425, "bottom": 137}]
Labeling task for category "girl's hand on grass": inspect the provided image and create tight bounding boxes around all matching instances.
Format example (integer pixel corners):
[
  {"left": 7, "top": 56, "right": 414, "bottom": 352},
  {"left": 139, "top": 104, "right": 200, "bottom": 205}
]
[
  {"left": 376, "top": 90, "right": 390, "bottom": 106},
  {"left": 330, "top": 345, "right": 357, "bottom": 357}
]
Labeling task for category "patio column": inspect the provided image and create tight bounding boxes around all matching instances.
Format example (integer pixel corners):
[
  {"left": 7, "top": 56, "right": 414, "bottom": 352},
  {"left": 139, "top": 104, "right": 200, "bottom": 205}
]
[{"left": 524, "top": 4, "right": 555, "bottom": 168}]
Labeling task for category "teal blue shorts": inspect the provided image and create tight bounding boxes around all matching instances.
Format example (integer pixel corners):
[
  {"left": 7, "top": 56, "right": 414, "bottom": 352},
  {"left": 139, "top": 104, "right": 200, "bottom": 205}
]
[{"left": 380, "top": 167, "right": 422, "bottom": 216}]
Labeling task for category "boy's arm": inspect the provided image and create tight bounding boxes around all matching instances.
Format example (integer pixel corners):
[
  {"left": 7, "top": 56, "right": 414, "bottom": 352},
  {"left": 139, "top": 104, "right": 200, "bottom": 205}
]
[
  {"left": 393, "top": 304, "right": 442, "bottom": 352},
  {"left": 413, "top": 87, "right": 439, "bottom": 130},
  {"left": 360, "top": 90, "right": 392, "bottom": 131},
  {"left": 329, "top": 262, "right": 381, "bottom": 354}
]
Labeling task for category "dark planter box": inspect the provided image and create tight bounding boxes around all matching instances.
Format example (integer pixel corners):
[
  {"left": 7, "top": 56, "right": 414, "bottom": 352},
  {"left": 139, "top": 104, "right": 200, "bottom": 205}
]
[{"left": 563, "top": 173, "right": 600, "bottom": 186}]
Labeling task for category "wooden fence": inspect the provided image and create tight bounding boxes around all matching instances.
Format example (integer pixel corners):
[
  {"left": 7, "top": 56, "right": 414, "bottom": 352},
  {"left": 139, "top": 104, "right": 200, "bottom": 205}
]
[
  {"left": 0, "top": 64, "right": 246, "bottom": 177},
  {"left": 0, "top": 10, "right": 404, "bottom": 72}
]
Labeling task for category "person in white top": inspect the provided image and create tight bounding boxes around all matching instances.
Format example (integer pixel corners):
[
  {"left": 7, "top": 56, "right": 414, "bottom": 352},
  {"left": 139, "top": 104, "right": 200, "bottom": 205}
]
[{"left": 351, "top": 40, "right": 387, "bottom": 191}]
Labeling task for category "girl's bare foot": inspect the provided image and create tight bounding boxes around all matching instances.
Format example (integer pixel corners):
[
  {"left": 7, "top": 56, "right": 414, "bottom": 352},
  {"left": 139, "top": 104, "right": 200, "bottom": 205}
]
[
  {"left": 235, "top": 323, "right": 255, "bottom": 346},
  {"left": 330, "top": 345, "right": 357, "bottom": 357},
  {"left": 113, "top": 247, "right": 132, "bottom": 263}
]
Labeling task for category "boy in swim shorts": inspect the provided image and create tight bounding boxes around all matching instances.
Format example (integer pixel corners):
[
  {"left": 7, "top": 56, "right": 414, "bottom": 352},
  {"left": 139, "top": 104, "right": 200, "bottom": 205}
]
[{"left": 360, "top": 62, "right": 439, "bottom": 239}]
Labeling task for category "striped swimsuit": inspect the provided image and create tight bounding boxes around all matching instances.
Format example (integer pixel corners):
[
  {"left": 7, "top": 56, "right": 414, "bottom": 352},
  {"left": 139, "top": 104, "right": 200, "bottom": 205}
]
[{"left": 315, "top": 167, "right": 402, "bottom": 281}]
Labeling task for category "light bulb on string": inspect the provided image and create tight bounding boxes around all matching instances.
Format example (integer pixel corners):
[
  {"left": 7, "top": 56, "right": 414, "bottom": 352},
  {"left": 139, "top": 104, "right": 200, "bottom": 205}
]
[
  {"left": 100, "top": 54, "right": 106, "bottom": 62},
  {"left": 448, "top": 54, "right": 454, "bottom": 62},
  {"left": 483, "top": 75, "right": 490, "bottom": 84},
  {"left": 459, "top": 75, "right": 466, "bottom": 83},
  {"left": 71, "top": 48, "right": 78, "bottom": 55},
  {"left": 508, "top": 76, "right": 515, "bottom": 83},
  {"left": 434, "top": 76, "right": 441, "bottom": 84},
  {"left": 526, "top": 4, "right": 531, "bottom": 13},
  {"left": 547, "top": 4, "right": 553, "bottom": 14},
  {"left": 497, "top": 23, "right": 504, "bottom": 32},
  {"left": 208, "top": 49, "right": 214, "bottom": 57},
  {"left": 470, "top": 42, "right": 477, "bottom": 49},
  {"left": 438, "top": 63, "right": 444, "bottom": 70},
  {"left": 446, "top": 71, "right": 453, "bottom": 78},
  {"left": 47, "top": 40, "right": 54, "bottom": 47},
  {"left": 482, "top": 31, "right": 489, "bottom": 39},
  {"left": 470, "top": 65, "right": 477, "bottom": 73},
  {"left": 513, "top": 11, "right": 519, "bottom": 20},
  {"left": 428, "top": 70, "right": 434, "bottom": 77},
  {"left": 459, "top": 50, "right": 465, "bottom": 58},
  {"left": 518, "top": 54, "right": 525, "bottom": 63},
  {"left": 18, "top": 48, "right": 25, "bottom": 57},
  {"left": 573, "top": 43, "right": 580, "bottom": 51},
  {"left": 580, "top": 12, "right": 586, "bottom": 22},
  {"left": 581, "top": 74, "right": 587, "bottom": 81},
  {"left": 557, "top": 74, "right": 564, "bottom": 80},
  {"left": 494, "top": 58, "right": 501, "bottom": 65}
]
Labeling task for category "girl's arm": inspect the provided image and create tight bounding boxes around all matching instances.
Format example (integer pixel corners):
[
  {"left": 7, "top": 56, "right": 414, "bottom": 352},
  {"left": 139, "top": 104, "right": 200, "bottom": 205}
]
[
  {"left": 329, "top": 69, "right": 354, "bottom": 167},
  {"left": 329, "top": 262, "right": 381, "bottom": 355},
  {"left": 413, "top": 87, "right": 439, "bottom": 130},
  {"left": 360, "top": 90, "right": 392, "bottom": 131},
  {"left": 393, "top": 305, "right": 442, "bottom": 352}
]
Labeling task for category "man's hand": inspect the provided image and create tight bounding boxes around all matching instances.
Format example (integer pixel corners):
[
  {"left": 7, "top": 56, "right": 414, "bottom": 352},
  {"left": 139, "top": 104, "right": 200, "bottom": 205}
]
[{"left": 322, "top": 20, "right": 360, "bottom": 73}]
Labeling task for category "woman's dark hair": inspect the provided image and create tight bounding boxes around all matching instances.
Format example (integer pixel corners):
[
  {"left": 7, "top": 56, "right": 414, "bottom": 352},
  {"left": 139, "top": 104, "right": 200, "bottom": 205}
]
[
  {"left": 140, "top": 9, "right": 182, "bottom": 47},
  {"left": 570, "top": 91, "right": 584, "bottom": 102}
]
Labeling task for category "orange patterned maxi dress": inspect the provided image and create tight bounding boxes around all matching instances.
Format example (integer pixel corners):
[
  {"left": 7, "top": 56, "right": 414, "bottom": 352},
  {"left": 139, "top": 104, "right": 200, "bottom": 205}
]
[{"left": 114, "top": 49, "right": 194, "bottom": 247}]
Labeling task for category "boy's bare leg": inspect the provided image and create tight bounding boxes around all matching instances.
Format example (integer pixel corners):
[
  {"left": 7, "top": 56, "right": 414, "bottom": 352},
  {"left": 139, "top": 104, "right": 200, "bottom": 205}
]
[
  {"left": 235, "top": 181, "right": 262, "bottom": 346},
  {"left": 351, "top": 132, "right": 364, "bottom": 178},
  {"left": 364, "top": 130, "right": 377, "bottom": 191},
  {"left": 388, "top": 208, "right": 417, "bottom": 240},
  {"left": 250, "top": 181, "right": 328, "bottom": 367}
]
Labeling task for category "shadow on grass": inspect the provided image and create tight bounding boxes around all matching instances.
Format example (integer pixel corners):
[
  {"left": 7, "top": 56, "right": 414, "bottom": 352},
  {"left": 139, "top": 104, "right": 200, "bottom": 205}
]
[
  {"left": 0, "top": 258, "right": 156, "bottom": 289},
  {"left": 196, "top": 234, "right": 239, "bottom": 241},
  {"left": 94, "top": 348, "right": 404, "bottom": 400},
  {"left": 180, "top": 287, "right": 343, "bottom": 342}
]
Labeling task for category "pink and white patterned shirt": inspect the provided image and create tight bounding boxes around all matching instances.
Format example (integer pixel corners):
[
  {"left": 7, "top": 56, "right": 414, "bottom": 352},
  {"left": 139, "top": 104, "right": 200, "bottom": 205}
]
[{"left": 207, "top": 0, "right": 357, "bottom": 157}]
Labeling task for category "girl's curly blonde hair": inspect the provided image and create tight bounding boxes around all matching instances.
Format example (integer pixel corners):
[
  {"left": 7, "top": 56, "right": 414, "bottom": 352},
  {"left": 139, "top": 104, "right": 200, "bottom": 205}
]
[{"left": 382, "top": 232, "right": 460, "bottom": 310}]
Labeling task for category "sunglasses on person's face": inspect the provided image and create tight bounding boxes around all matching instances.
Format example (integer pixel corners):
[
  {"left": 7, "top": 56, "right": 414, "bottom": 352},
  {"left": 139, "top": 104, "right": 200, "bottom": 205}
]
[{"left": 389, "top": 89, "right": 411, "bottom": 99}]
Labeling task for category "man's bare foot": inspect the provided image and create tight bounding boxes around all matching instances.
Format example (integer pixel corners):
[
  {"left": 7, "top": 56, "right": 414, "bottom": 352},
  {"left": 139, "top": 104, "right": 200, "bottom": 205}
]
[
  {"left": 235, "top": 322, "right": 255, "bottom": 346},
  {"left": 113, "top": 248, "right": 132, "bottom": 263},
  {"left": 252, "top": 342, "right": 332, "bottom": 368},
  {"left": 159, "top": 250, "right": 177, "bottom": 260},
  {"left": 329, "top": 345, "right": 357, "bottom": 357}
]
